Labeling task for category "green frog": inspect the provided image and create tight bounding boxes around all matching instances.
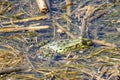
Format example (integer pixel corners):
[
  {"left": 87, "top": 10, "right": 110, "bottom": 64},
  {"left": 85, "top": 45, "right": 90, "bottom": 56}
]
[{"left": 38, "top": 36, "right": 92, "bottom": 57}]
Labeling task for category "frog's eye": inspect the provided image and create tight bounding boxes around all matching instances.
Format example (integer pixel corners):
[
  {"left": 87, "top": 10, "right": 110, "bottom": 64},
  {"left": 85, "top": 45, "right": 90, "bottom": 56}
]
[
  {"left": 63, "top": 43, "right": 66, "bottom": 46},
  {"left": 60, "top": 40, "right": 64, "bottom": 42},
  {"left": 82, "top": 40, "right": 88, "bottom": 45},
  {"left": 58, "top": 48, "right": 64, "bottom": 53},
  {"left": 87, "top": 41, "right": 93, "bottom": 46},
  {"left": 82, "top": 39, "right": 92, "bottom": 46},
  {"left": 47, "top": 46, "right": 50, "bottom": 49},
  {"left": 58, "top": 48, "right": 62, "bottom": 51}
]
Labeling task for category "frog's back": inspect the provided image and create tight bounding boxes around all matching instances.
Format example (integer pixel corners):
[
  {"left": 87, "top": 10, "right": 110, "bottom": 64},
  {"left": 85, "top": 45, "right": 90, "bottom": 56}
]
[{"left": 41, "top": 37, "right": 83, "bottom": 53}]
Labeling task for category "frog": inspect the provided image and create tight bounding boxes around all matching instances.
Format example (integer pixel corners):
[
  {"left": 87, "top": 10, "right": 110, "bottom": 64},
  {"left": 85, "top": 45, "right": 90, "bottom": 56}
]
[{"left": 38, "top": 36, "right": 92, "bottom": 58}]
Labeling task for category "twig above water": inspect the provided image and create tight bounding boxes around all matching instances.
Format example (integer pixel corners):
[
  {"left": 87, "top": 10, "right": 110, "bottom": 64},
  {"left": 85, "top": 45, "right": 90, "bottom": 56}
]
[
  {"left": 65, "top": 0, "right": 71, "bottom": 16},
  {"left": 55, "top": 21, "right": 76, "bottom": 39},
  {"left": 0, "top": 26, "right": 49, "bottom": 33},
  {"left": 36, "top": 0, "right": 49, "bottom": 13},
  {"left": 92, "top": 39, "right": 117, "bottom": 48},
  {"left": 1, "top": 15, "right": 47, "bottom": 25}
]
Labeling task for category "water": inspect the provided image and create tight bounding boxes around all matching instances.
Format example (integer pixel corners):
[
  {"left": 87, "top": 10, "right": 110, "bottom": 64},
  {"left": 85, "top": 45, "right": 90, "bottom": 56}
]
[{"left": 0, "top": 0, "right": 120, "bottom": 79}]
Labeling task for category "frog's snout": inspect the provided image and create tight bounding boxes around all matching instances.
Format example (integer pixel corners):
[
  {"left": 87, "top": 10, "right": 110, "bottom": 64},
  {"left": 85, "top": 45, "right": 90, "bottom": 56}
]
[
  {"left": 87, "top": 40, "right": 93, "bottom": 46},
  {"left": 82, "top": 39, "right": 93, "bottom": 46}
]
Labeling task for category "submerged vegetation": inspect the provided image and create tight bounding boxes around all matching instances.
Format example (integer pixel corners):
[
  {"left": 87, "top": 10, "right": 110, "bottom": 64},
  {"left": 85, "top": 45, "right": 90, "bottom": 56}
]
[{"left": 0, "top": 0, "right": 120, "bottom": 80}]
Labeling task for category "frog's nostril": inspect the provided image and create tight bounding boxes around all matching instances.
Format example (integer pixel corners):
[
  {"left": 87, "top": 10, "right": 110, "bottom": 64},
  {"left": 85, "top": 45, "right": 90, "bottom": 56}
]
[{"left": 82, "top": 40, "right": 87, "bottom": 45}]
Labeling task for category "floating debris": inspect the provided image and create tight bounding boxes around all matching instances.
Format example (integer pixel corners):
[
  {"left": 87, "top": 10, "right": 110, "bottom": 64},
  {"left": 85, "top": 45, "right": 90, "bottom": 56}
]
[{"left": 36, "top": 0, "right": 49, "bottom": 13}]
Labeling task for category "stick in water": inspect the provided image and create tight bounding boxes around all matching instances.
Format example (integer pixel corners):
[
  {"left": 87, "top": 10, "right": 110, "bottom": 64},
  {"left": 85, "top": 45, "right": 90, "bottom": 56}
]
[
  {"left": 36, "top": 0, "right": 49, "bottom": 13},
  {"left": 0, "top": 26, "right": 49, "bottom": 33}
]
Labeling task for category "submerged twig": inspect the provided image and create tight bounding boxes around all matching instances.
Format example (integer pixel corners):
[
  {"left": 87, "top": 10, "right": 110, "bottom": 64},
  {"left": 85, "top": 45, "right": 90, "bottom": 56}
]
[
  {"left": 25, "top": 53, "right": 35, "bottom": 70},
  {"left": 80, "top": 18, "right": 87, "bottom": 37},
  {"left": 88, "top": 9, "right": 108, "bottom": 22},
  {"left": 36, "top": 0, "right": 49, "bottom": 13},
  {"left": 72, "top": 0, "right": 90, "bottom": 14},
  {"left": 0, "top": 66, "right": 26, "bottom": 75}
]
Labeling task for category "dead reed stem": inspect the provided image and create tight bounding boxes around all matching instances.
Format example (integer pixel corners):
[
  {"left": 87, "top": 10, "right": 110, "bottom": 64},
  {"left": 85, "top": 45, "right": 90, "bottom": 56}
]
[
  {"left": 0, "top": 26, "right": 49, "bottom": 33},
  {"left": 65, "top": 0, "right": 71, "bottom": 16},
  {"left": 92, "top": 39, "right": 117, "bottom": 48},
  {"left": 80, "top": 18, "right": 87, "bottom": 37},
  {"left": 2, "top": 15, "right": 47, "bottom": 25},
  {"left": 36, "top": 0, "right": 49, "bottom": 13}
]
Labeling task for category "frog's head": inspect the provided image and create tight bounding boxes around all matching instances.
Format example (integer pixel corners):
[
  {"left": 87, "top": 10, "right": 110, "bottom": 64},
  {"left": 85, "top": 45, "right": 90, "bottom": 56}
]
[{"left": 81, "top": 38, "right": 93, "bottom": 48}]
